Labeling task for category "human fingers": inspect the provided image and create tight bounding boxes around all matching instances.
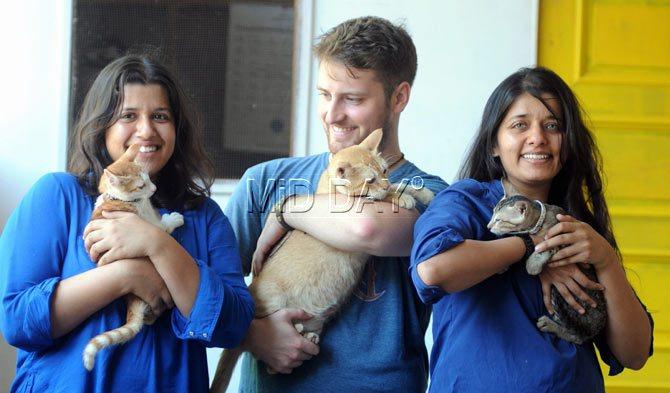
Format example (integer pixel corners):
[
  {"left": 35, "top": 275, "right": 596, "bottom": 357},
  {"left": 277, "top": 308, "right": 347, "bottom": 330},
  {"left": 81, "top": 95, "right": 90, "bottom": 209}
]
[
  {"left": 571, "top": 267, "right": 605, "bottom": 291},
  {"left": 548, "top": 254, "right": 590, "bottom": 268},
  {"left": 555, "top": 214, "right": 577, "bottom": 222},
  {"left": 84, "top": 229, "right": 105, "bottom": 253},
  {"left": 563, "top": 277, "right": 597, "bottom": 308},
  {"left": 539, "top": 272, "right": 555, "bottom": 314},
  {"left": 548, "top": 243, "right": 583, "bottom": 262},
  {"left": 89, "top": 238, "right": 113, "bottom": 263},
  {"left": 544, "top": 221, "right": 577, "bottom": 240},
  {"left": 83, "top": 219, "right": 105, "bottom": 238},
  {"left": 251, "top": 249, "right": 267, "bottom": 276},
  {"left": 535, "top": 232, "right": 576, "bottom": 252},
  {"left": 287, "top": 360, "right": 304, "bottom": 369},
  {"left": 298, "top": 338, "right": 320, "bottom": 357},
  {"left": 281, "top": 308, "right": 314, "bottom": 322},
  {"left": 552, "top": 281, "right": 585, "bottom": 314},
  {"left": 97, "top": 244, "right": 127, "bottom": 266}
]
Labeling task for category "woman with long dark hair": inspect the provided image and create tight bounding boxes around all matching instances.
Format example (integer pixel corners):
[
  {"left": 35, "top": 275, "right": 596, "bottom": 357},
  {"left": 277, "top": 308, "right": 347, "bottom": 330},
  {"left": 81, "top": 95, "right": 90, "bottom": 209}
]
[
  {"left": 0, "top": 55, "right": 253, "bottom": 392},
  {"left": 411, "top": 67, "right": 653, "bottom": 392}
]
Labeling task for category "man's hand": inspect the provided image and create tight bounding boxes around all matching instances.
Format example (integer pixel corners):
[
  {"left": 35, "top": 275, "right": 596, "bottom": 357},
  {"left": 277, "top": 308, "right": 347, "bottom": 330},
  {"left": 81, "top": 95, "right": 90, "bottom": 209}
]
[
  {"left": 242, "top": 308, "right": 320, "bottom": 374},
  {"left": 251, "top": 213, "right": 288, "bottom": 276}
]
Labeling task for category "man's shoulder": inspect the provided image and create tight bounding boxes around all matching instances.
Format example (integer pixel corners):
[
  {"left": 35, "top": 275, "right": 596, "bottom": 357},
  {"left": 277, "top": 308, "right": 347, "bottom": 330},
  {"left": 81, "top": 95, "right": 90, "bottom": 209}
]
[{"left": 243, "top": 153, "right": 329, "bottom": 181}]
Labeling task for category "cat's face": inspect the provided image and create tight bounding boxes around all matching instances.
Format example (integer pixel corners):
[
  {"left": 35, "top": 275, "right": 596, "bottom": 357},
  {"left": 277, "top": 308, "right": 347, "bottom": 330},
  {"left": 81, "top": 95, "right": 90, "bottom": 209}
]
[
  {"left": 487, "top": 196, "right": 535, "bottom": 235},
  {"left": 328, "top": 129, "right": 390, "bottom": 199},
  {"left": 99, "top": 161, "right": 157, "bottom": 201},
  {"left": 105, "top": 83, "right": 175, "bottom": 176}
]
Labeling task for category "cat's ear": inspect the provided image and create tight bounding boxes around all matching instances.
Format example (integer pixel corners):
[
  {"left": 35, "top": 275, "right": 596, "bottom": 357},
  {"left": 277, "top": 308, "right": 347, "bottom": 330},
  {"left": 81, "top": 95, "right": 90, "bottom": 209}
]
[
  {"left": 359, "top": 129, "right": 383, "bottom": 152},
  {"left": 123, "top": 144, "right": 140, "bottom": 162},
  {"left": 104, "top": 169, "right": 122, "bottom": 186}
]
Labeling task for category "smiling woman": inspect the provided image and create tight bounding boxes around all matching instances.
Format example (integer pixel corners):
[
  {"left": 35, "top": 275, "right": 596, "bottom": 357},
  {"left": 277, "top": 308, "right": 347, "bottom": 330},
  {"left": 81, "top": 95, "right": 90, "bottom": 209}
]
[
  {"left": 0, "top": 55, "right": 253, "bottom": 392},
  {"left": 104, "top": 84, "right": 176, "bottom": 177},
  {"left": 411, "top": 66, "right": 654, "bottom": 392},
  {"left": 492, "top": 92, "right": 563, "bottom": 201}
]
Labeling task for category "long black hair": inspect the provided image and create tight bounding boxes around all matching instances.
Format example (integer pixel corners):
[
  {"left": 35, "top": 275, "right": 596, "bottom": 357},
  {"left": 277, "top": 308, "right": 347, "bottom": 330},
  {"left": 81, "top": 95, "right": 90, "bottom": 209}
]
[
  {"left": 68, "top": 54, "right": 214, "bottom": 210},
  {"left": 458, "top": 67, "right": 619, "bottom": 253}
]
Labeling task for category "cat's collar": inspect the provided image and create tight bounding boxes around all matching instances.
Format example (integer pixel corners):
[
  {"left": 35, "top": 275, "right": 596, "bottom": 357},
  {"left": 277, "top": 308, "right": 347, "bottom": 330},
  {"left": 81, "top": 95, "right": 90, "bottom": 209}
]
[{"left": 528, "top": 200, "right": 546, "bottom": 234}]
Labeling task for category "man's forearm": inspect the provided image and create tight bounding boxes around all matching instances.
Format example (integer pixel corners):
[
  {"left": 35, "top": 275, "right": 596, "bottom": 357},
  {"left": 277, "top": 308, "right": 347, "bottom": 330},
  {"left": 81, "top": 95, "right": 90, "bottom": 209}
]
[{"left": 282, "top": 194, "right": 418, "bottom": 256}]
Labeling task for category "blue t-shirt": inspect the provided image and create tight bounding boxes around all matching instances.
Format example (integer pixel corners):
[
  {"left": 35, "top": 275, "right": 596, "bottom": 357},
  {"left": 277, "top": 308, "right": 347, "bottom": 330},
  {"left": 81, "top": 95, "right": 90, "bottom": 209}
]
[
  {"left": 224, "top": 152, "right": 448, "bottom": 393},
  {"left": 410, "top": 179, "right": 653, "bottom": 393},
  {"left": 0, "top": 173, "right": 254, "bottom": 393}
]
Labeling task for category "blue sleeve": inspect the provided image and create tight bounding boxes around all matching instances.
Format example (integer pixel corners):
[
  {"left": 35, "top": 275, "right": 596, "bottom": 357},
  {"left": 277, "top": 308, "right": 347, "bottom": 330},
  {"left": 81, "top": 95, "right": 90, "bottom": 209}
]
[
  {"left": 171, "top": 201, "right": 254, "bottom": 348},
  {"left": 410, "top": 182, "right": 492, "bottom": 304},
  {"left": 0, "top": 174, "right": 70, "bottom": 351},
  {"left": 415, "top": 176, "right": 449, "bottom": 214},
  {"left": 223, "top": 168, "right": 265, "bottom": 276}
]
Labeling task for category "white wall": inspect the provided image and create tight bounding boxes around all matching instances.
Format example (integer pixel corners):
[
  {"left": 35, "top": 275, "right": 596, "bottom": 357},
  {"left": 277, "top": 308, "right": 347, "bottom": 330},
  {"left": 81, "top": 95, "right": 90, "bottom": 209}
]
[
  {"left": 307, "top": 0, "right": 538, "bottom": 182},
  {"left": 0, "top": 1, "right": 536, "bottom": 392},
  {"left": 0, "top": 1, "right": 71, "bottom": 390}
]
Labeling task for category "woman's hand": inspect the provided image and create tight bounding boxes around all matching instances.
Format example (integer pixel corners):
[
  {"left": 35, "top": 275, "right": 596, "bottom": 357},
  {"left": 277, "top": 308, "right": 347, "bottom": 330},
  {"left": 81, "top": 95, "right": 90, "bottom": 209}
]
[
  {"left": 83, "top": 211, "right": 165, "bottom": 265},
  {"left": 535, "top": 214, "right": 617, "bottom": 271},
  {"left": 117, "top": 257, "right": 174, "bottom": 317},
  {"left": 539, "top": 264, "right": 605, "bottom": 314}
]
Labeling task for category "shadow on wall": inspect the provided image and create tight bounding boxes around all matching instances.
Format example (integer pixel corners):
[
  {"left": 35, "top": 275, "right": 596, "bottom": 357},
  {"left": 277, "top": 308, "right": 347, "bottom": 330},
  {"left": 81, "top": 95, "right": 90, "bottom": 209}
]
[{"left": 1, "top": 335, "right": 16, "bottom": 391}]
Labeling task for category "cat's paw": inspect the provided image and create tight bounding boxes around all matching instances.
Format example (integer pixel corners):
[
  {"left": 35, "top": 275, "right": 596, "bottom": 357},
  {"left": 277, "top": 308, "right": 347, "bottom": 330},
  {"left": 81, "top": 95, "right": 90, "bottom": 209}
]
[
  {"left": 396, "top": 193, "right": 416, "bottom": 210},
  {"left": 161, "top": 212, "right": 184, "bottom": 233},
  {"left": 526, "top": 251, "right": 550, "bottom": 275},
  {"left": 536, "top": 315, "right": 553, "bottom": 332},
  {"left": 304, "top": 332, "right": 320, "bottom": 344}
]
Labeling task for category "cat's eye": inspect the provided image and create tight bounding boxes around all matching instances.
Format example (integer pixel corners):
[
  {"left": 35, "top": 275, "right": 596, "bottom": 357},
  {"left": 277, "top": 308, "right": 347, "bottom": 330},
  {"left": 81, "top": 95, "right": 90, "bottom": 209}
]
[{"left": 366, "top": 176, "right": 376, "bottom": 184}]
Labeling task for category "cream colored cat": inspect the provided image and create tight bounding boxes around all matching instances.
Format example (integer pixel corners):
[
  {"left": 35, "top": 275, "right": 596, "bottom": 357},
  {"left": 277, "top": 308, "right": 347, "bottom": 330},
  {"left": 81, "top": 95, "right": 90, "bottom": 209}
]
[
  {"left": 82, "top": 143, "right": 184, "bottom": 370},
  {"left": 210, "top": 130, "right": 433, "bottom": 392}
]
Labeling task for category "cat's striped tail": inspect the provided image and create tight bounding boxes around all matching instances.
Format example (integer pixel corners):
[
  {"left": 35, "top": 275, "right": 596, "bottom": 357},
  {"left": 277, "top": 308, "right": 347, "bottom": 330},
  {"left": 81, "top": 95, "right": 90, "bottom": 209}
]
[
  {"left": 82, "top": 300, "right": 148, "bottom": 371},
  {"left": 210, "top": 347, "right": 243, "bottom": 393}
]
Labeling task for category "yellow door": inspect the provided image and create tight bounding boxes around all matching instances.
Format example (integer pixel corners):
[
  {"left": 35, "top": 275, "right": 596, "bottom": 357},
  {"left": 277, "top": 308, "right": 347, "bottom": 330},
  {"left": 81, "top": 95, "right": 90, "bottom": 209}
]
[{"left": 539, "top": 0, "right": 670, "bottom": 391}]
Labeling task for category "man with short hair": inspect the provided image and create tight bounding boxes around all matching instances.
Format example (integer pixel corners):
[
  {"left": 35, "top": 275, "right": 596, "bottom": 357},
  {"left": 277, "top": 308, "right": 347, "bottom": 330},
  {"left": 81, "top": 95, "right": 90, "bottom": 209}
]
[{"left": 224, "top": 16, "right": 448, "bottom": 392}]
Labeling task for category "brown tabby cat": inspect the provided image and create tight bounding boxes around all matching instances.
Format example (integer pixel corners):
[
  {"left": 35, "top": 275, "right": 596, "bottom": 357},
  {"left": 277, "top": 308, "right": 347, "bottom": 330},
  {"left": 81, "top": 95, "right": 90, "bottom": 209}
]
[
  {"left": 82, "top": 143, "right": 184, "bottom": 370},
  {"left": 210, "top": 130, "right": 433, "bottom": 392},
  {"left": 487, "top": 194, "right": 607, "bottom": 344}
]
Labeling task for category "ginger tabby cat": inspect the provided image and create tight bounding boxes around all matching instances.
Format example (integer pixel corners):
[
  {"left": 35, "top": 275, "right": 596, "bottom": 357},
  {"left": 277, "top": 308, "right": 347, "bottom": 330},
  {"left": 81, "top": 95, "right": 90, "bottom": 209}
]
[{"left": 82, "top": 143, "right": 184, "bottom": 370}]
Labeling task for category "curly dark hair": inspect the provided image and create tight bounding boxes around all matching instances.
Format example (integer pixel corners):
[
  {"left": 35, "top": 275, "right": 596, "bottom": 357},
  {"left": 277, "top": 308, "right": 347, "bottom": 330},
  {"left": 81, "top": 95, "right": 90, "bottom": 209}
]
[
  {"left": 68, "top": 54, "right": 214, "bottom": 210},
  {"left": 458, "top": 66, "right": 619, "bottom": 254},
  {"left": 313, "top": 16, "right": 417, "bottom": 100}
]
